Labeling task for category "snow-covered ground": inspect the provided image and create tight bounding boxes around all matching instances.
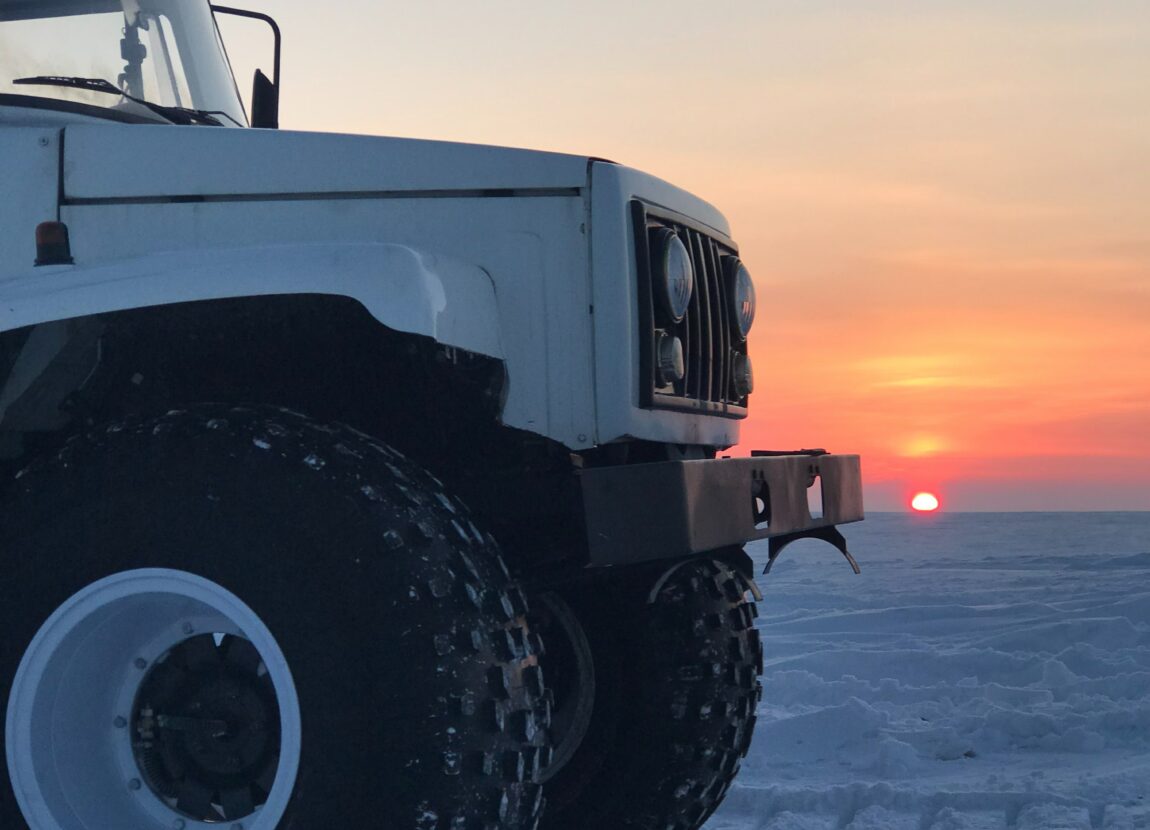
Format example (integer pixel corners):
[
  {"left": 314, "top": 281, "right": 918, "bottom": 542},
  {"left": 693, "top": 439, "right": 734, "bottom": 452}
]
[{"left": 705, "top": 513, "right": 1150, "bottom": 830}]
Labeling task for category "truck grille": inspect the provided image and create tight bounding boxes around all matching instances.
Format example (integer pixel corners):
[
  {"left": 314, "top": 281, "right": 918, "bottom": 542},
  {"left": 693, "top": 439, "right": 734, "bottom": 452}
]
[{"left": 632, "top": 201, "right": 749, "bottom": 417}]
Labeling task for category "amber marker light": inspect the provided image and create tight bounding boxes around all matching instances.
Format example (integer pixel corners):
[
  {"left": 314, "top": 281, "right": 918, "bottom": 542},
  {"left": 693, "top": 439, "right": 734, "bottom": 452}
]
[{"left": 34, "top": 221, "right": 74, "bottom": 267}]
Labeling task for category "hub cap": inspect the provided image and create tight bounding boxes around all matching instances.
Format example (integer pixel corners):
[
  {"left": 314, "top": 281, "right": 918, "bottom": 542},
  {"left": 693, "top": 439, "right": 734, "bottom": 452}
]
[{"left": 132, "top": 634, "right": 282, "bottom": 822}]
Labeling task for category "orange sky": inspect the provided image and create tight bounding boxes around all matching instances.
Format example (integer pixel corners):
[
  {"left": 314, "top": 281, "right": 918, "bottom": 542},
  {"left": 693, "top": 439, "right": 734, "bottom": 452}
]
[{"left": 224, "top": 2, "right": 1150, "bottom": 510}]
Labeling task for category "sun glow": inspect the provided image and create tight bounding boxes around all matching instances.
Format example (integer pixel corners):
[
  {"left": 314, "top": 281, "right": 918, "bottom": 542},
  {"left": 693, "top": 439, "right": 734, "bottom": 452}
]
[
  {"left": 911, "top": 492, "right": 941, "bottom": 512},
  {"left": 899, "top": 434, "right": 950, "bottom": 458}
]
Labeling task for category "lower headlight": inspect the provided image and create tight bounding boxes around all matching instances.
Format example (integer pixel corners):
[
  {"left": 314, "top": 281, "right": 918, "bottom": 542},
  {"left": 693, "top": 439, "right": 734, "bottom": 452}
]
[
  {"left": 656, "top": 331, "right": 685, "bottom": 385},
  {"left": 726, "top": 259, "right": 756, "bottom": 339},
  {"left": 733, "top": 352, "right": 754, "bottom": 398}
]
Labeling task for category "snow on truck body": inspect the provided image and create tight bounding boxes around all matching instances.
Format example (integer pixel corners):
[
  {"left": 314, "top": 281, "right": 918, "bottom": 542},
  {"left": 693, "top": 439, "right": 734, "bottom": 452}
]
[{"left": 0, "top": 3, "right": 862, "bottom": 830}]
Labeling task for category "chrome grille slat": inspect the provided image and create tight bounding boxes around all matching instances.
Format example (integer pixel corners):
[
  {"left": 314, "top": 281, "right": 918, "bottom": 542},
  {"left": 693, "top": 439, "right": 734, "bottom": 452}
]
[
  {"left": 707, "top": 236, "right": 731, "bottom": 402},
  {"left": 706, "top": 234, "right": 723, "bottom": 402},
  {"left": 690, "top": 230, "right": 713, "bottom": 402},
  {"left": 684, "top": 229, "right": 702, "bottom": 398}
]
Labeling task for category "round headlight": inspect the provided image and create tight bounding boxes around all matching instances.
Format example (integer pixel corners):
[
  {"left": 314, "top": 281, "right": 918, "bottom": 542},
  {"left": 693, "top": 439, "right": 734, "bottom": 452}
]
[
  {"left": 727, "top": 259, "right": 756, "bottom": 339},
  {"left": 655, "top": 230, "right": 694, "bottom": 323}
]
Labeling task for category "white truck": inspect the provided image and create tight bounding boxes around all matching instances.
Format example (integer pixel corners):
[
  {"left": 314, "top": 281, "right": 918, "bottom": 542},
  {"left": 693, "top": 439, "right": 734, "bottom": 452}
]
[{"left": 0, "top": 3, "right": 864, "bottom": 829}]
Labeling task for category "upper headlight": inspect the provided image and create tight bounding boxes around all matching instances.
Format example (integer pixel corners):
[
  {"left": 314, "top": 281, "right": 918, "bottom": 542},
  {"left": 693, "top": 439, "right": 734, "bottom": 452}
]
[
  {"left": 727, "top": 258, "right": 756, "bottom": 339},
  {"left": 655, "top": 230, "right": 694, "bottom": 323}
]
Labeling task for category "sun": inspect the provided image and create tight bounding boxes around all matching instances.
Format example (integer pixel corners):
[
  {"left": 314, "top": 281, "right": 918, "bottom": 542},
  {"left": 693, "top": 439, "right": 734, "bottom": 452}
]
[{"left": 911, "top": 492, "right": 941, "bottom": 512}]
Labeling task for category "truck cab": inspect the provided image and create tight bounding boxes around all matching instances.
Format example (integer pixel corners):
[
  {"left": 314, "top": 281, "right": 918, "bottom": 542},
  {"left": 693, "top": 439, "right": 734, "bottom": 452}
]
[{"left": 0, "top": 3, "right": 863, "bottom": 830}]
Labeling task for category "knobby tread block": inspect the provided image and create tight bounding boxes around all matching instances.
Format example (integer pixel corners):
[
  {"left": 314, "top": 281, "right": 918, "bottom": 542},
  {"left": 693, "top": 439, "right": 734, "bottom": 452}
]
[
  {"left": 3, "top": 405, "right": 552, "bottom": 830},
  {"left": 539, "top": 559, "right": 763, "bottom": 830}
]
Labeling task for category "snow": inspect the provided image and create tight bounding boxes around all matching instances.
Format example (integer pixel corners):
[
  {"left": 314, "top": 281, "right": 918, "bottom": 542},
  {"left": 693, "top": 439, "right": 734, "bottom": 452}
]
[{"left": 705, "top": 513, "right": 1150, "bottom": 830}]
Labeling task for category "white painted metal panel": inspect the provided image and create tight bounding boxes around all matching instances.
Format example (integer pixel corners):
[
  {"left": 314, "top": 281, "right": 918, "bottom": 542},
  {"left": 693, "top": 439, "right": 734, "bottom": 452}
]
[
  {"left": 0, "top": 243, "right": 503, "bottom": 357},
  {"left": 63, "top": 125, "right": 591, "bottom": 199},
  {"left": 37, "top": 193, "right": 595, "bottom": 448},
  {"left": 0, "top": 127, "right": 60, "bottom": 275},
  {"left": 2, "top": 119, "right": 738, "bottom": 451},
  {"left": 589, "top": 162, "right": 741, "bottom": 450},
  {"left": 605, "top": 164, "right": 731, "bottom": 240}
]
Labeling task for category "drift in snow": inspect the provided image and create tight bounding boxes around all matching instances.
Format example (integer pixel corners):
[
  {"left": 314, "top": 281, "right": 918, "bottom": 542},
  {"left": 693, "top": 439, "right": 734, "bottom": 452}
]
[{"left": 0, "top": 2, "right": 863, "bottom": 828}]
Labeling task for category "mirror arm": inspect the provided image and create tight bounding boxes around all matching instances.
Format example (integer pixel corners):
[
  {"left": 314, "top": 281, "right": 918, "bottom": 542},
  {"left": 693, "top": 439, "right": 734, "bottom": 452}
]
[{"left": 211, "top": 5, "right": 282, "bottom": 128}]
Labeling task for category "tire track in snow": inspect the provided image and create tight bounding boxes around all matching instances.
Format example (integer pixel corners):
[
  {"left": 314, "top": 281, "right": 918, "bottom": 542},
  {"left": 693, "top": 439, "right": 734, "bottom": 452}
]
[{"left": 703, "top": 513, "right": 1150, "bottom": 830}]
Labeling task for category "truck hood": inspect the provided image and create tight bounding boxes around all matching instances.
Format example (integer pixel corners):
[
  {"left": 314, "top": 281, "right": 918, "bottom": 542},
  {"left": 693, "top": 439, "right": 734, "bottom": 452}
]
[{"left": 62, "top": 125, "right": 594, "bottom": 201}]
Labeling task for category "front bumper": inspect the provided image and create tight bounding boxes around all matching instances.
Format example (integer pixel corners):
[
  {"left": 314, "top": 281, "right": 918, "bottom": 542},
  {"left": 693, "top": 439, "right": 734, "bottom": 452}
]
[{"left": 580, "top": 452, "right": 863, "bottom": 566}]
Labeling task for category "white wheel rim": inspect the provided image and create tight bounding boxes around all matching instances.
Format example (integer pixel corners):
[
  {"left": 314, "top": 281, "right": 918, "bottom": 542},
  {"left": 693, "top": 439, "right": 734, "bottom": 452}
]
[{"left": 6, "top": 569, "right": 302, "bottom": 830}]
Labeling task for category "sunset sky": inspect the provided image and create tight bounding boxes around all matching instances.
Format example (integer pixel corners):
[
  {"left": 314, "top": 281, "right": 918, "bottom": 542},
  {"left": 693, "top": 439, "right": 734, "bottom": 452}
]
[{"left": 223, "top": 1, "right": 1150, "bottom": 511}]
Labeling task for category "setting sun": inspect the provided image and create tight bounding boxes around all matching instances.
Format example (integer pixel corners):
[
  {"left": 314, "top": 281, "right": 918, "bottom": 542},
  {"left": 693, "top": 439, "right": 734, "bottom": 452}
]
[{"left": 911, "top": 492, "right": 941, "bottom": 513}]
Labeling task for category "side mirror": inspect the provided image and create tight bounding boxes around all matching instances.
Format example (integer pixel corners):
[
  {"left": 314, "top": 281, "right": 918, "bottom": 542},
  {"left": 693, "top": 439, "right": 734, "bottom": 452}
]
[
  {"left": 212, "top": 6, "right": 281, "bottom": 129},
  {"left": 251, "top": 68, "right": 279, "bottom": 129}
]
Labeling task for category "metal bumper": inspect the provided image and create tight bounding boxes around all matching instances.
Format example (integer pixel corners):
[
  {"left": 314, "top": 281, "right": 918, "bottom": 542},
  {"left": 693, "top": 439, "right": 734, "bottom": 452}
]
[{"left": 580, "top": 452, "right": 863, "bottom": 566}]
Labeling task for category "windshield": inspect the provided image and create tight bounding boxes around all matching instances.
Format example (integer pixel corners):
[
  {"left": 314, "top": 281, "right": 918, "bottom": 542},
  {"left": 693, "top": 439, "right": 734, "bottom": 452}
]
[{"left": 0, "top": 0, "right": 245, "bottom": 125}]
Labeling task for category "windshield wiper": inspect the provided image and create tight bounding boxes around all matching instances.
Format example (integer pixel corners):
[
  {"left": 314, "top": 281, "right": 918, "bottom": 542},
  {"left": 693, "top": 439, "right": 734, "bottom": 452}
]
[{"left": 12, "top": 76, "right": 242, "bottom": 127}]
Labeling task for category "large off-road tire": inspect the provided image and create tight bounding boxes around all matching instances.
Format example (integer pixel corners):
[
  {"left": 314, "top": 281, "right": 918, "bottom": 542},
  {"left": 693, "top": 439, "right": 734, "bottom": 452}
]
[
  {"left": 536, "top": 559, "right": 763, "bottom": 830},
  {"left": 0, "top": 406, "right": 550, "bottom": 830}
]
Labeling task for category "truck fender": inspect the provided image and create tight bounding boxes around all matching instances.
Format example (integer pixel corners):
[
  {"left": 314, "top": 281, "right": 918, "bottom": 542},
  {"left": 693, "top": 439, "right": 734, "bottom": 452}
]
[{"left": 0, "top": 242, "right": 505, "bottom": 359}]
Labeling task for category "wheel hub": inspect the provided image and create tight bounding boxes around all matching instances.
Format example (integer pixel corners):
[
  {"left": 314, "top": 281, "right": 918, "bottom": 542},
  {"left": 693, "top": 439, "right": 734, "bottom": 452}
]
[
  {"left": 132, "top": 634, "right": 282, "bottom": 822},
  {"left": 5, "top": 570, "right": 301, "bottom": 830}
]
